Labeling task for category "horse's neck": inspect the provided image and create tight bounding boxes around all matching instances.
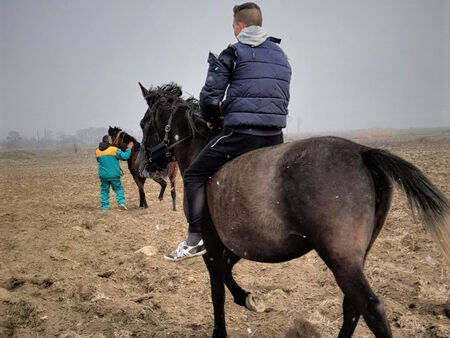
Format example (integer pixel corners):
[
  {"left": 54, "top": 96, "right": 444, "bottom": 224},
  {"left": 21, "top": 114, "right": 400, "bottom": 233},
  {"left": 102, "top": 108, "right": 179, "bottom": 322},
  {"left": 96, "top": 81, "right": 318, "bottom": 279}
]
[
  {"left": 115, "top": 133, "right": 139, "bottom": 153},
  {"left": 115, "top": 141, "right": 127, "bottom": 152},
  {"left": 171, "top": 110, "right": 214, "bottom": 175},
  {"left": 175, "top": 133, "right": 211, "bottom": 176}
]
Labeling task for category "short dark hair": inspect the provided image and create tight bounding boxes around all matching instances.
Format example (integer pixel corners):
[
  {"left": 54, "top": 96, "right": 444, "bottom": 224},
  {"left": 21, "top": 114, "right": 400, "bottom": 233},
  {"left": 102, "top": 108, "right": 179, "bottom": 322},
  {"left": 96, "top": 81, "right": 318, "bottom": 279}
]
[{"left": 233, "top": 2, "right": 262, "bottom": 26}]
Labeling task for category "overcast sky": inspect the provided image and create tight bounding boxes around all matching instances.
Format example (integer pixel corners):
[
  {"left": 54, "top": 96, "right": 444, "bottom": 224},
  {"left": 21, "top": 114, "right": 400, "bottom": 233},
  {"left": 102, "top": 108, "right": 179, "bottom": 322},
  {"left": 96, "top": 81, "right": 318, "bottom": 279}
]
[{"left": 1, "top": 0, "right": 449, "bottom": 138}]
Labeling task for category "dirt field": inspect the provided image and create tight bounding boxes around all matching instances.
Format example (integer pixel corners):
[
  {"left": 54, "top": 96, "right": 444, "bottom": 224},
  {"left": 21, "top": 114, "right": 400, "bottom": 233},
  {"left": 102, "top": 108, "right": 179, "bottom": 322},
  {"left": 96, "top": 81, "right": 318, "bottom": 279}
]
[{"left": 1, "top": 131, "right": 449, "bottom": 338}]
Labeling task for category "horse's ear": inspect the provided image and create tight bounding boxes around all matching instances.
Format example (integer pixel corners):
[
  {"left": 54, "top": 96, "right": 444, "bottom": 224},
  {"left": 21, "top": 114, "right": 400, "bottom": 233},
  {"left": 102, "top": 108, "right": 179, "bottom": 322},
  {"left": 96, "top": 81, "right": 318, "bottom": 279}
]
[{"left": 139, "top": 82, "right": 148, "bottom": 98}]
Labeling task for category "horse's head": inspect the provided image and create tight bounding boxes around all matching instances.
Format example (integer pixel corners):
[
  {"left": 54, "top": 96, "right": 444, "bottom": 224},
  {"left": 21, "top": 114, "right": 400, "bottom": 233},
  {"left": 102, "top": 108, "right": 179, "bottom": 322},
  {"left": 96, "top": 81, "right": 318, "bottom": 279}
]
[
  {"left": 108, "top": 126, "right": 122, "bottom": 145},
  {"left": 137, "top": 82, "right": 186, "bottom": 178}
]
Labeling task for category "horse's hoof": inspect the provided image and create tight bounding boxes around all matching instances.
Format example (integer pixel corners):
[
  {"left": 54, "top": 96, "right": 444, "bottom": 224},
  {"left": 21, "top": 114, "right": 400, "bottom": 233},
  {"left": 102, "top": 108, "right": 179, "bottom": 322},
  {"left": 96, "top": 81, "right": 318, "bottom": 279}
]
[{"left": 245, "top": 293, "right": 265, "bottom": 312}]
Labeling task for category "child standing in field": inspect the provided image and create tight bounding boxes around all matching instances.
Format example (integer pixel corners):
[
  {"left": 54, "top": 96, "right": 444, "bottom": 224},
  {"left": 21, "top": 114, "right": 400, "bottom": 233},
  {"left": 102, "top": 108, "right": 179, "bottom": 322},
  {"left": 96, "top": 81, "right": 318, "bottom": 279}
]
[{"left": 95, "top": 135, "right": 134, "bottom": 210}]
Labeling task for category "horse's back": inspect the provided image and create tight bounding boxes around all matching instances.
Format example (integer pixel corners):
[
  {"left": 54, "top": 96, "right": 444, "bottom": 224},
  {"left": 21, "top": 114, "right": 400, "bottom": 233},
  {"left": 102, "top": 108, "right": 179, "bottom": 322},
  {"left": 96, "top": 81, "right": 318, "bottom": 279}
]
[{"left": 206, "top": 136, "right": 377, "bottom": 262}]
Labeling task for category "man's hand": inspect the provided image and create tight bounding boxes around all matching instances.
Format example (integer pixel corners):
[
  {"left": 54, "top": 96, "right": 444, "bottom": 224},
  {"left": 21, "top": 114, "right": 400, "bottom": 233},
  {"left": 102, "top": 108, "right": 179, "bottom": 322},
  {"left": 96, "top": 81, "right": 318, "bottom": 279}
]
[
  {"left": 127, "top": 142, "right": 134, "bottom": 149},
  {"left": 201, "top": 105, "right": 223, "bottom": 131}
]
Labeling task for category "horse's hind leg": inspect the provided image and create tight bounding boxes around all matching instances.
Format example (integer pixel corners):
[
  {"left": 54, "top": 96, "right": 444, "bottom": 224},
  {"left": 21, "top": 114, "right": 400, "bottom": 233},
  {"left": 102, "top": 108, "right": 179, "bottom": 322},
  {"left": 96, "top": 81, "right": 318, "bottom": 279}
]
[
  {"left": 170, "top": 177, "right": 176, "bottom": 211},
  {"left": 332, "top": 263, "right": 392, "bottom": 338},
  {"left": 223, "top": 251, "right": 246, "bottom": 305},
  {"left": 337, "top": 193, "right": 392, "bottom": 337},
  {"left": 168, "top": 162, "right": 178, "bottom": 211},
  {"left": 338, "top": 296, "right": 361, "bottom": 338},
  {"left": 223, "top": 250, "right": 265, "bottom": 312}
]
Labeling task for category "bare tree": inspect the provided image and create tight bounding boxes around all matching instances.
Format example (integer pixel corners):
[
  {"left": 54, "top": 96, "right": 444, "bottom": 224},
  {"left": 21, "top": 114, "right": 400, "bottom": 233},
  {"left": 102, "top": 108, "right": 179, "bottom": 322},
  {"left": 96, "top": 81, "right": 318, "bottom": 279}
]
[{"left": 5, "top": 130, "right": 22, "bottom": 149}]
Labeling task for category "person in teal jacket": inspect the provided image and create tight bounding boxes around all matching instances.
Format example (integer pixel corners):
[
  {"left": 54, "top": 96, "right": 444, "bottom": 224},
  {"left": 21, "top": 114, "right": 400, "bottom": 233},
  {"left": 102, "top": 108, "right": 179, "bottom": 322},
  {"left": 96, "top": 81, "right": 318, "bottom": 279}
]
[{"left": 95, "top": 135, "right": 134, "bottom": 210}]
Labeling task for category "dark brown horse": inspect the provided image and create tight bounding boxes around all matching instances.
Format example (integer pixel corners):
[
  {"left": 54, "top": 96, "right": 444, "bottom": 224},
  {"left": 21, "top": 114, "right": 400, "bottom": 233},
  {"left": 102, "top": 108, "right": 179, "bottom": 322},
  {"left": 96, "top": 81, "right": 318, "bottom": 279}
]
[
  {"left": 138, "top": 83, "right": 450, "bottom": 338},
  {"left": 108, "top": 126, "right": 178, "bottom": 210}
]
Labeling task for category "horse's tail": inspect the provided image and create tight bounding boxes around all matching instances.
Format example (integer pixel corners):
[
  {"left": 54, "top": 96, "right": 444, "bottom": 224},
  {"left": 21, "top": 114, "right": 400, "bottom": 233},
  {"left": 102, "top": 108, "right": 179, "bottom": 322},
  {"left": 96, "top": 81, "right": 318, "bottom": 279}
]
[{"left": 362, "top": 148, "right": 450, "bottom": 264}]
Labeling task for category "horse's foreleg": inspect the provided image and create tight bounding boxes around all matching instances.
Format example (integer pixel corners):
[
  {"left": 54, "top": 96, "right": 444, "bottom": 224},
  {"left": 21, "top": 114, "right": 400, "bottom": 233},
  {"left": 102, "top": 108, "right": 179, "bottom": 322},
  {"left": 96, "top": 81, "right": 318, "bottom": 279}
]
[
  {"left": 170, "top": 180, "right": 176, "bottom": 211},
  {"left": 140, "top": 185, "right": 148, "bottom": 208},
  {"left": 153, "top": 176, "right": 167, "bottom": 201},
  {"left": 133, "top": 175, "right": 147, "bottom": 208},
  {"left": 202, "top": 218, "right": 228, "bottom": 338},
  {"left": 203, "top": 254, "right": 227, "bottom": 338}
]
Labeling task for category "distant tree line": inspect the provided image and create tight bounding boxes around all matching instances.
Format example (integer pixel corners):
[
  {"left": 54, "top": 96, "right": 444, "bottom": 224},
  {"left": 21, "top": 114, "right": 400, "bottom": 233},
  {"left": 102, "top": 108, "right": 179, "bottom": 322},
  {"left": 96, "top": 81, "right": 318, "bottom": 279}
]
[{"left": 0, "top": 128, "right": 142, "bottom": 150}]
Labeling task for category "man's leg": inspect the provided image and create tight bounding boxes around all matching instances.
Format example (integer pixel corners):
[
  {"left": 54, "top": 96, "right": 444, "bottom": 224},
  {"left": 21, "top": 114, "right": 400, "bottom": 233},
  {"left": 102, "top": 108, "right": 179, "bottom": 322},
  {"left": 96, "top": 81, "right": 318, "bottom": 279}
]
[
  {"left": 111, "top": 178, "right": 126, "bottom": 208},
  {"left": 183, "top": 139, "right": 239, "bottom": 243},
  {"left": 100, "top": 179, "right": 110, "bottom": 210},
  {"left": 164, "top": 132, "right": 235, "bottom": 261}
]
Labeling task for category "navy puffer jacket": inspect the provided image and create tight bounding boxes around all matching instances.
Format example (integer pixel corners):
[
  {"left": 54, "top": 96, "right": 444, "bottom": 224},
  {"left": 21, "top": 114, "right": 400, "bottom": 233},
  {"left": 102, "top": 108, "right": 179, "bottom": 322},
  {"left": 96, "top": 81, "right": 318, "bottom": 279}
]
[{"left": 200, "top": 38, "right": 291, "bottom": 130}]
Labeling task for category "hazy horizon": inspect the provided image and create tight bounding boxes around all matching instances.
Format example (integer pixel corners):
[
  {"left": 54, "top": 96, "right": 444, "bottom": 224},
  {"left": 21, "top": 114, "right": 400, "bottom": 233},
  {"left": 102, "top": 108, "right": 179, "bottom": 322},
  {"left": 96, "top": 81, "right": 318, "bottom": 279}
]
[{"left": 1, "top": 0, "right": 449, "bottom": 138}]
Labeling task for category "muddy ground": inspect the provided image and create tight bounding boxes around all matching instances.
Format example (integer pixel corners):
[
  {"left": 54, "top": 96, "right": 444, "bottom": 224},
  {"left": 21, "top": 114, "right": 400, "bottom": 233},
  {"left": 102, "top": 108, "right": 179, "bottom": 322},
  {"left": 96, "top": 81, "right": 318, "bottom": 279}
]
[{"left": 0, "top": 131, "right": 449, "bottom": 337}]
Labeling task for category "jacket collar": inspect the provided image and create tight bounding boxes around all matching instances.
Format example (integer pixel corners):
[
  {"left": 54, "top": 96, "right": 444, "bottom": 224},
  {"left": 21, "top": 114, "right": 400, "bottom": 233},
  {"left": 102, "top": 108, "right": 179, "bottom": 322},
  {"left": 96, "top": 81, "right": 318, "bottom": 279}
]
[{"left": 98, "top": 141, "right": 110, "bottom": 151}]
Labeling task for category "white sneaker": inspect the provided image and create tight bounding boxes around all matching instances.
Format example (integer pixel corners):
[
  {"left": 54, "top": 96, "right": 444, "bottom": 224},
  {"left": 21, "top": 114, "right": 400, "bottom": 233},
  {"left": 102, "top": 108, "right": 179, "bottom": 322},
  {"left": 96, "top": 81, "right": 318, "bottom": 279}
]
[
  {"left": 164, "top": 240, "right": 206, "bottom": 262},
  {"left": 119, "top": 204, "right": 128, "bottom": 210}
]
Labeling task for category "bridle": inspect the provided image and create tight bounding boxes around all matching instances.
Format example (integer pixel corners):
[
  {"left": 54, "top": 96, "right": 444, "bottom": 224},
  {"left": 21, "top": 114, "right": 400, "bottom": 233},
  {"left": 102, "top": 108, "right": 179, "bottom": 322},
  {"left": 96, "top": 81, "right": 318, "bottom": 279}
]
[
  {"left": 145, "top": 107, "right": 192, "bottom": 164},
  {"left": 112, "top": 131, "right": 124, "bottom": 147}
]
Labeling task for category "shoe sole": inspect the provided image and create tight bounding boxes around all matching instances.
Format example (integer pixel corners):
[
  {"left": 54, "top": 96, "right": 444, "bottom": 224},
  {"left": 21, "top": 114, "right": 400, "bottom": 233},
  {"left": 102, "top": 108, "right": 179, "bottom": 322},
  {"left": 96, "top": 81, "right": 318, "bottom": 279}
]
[{"left": 164, "top": 249, "right": 207, "bottom": 262}]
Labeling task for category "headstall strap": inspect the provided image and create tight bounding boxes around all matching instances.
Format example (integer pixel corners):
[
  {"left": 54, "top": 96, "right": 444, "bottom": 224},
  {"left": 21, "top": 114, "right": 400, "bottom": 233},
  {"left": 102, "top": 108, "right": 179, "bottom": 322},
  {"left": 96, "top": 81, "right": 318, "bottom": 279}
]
[
  {"left": 113, "top": 131, "right": 123, "bottom": 147},
  {"left": 146, "top": 106, "right": 193, "bottom": 164},
  {"left": 147, "top": 105, "right": 179, "bottom": 163},
  {"left": 112, "top": 131, "right": 129, "bottom": 151},
  {"left": 163, "top": 109, "right": 175, "bottom": 145}
]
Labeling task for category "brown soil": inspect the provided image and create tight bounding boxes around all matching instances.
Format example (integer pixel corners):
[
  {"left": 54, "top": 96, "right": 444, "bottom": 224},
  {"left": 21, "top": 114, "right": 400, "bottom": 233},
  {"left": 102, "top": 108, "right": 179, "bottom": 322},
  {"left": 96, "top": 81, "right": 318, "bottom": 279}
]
[{"left": 1, "top": 133, "right": 449, "bottom": 337}]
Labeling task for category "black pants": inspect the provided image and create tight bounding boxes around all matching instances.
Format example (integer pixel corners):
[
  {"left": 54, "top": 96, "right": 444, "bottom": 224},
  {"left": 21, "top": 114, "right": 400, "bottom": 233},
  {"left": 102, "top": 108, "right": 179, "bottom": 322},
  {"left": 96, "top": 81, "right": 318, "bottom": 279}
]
[{"left": 184, "top": 130, "right": 283, "bottom": 234}]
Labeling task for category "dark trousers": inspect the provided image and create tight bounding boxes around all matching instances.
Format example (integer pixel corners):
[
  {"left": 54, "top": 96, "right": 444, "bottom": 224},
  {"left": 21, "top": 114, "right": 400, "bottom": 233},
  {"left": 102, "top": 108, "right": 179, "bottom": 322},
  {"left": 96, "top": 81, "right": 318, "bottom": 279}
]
[{"left": 184, "top": 130, "right": 283, "bottom": 234}]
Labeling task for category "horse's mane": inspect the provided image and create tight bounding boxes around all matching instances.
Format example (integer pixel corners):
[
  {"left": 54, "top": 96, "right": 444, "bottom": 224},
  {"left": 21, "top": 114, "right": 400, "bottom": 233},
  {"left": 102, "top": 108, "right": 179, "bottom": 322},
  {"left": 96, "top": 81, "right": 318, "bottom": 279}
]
[
  {"left": 144, "top": 82, "right": 210, "bottom": 138},
  {"left": 108, "top": 126, "right": 140, "bottom": 149}
]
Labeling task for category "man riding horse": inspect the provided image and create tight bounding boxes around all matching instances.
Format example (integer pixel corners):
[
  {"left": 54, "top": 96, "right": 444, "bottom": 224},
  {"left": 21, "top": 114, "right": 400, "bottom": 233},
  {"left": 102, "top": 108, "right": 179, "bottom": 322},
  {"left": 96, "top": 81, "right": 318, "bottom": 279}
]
[
  {"left": 139, "top": 4, "right": 449, "bottom": 337},
  {"left": 165, "top": 2, "right": 291, "bottom": 261}
]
